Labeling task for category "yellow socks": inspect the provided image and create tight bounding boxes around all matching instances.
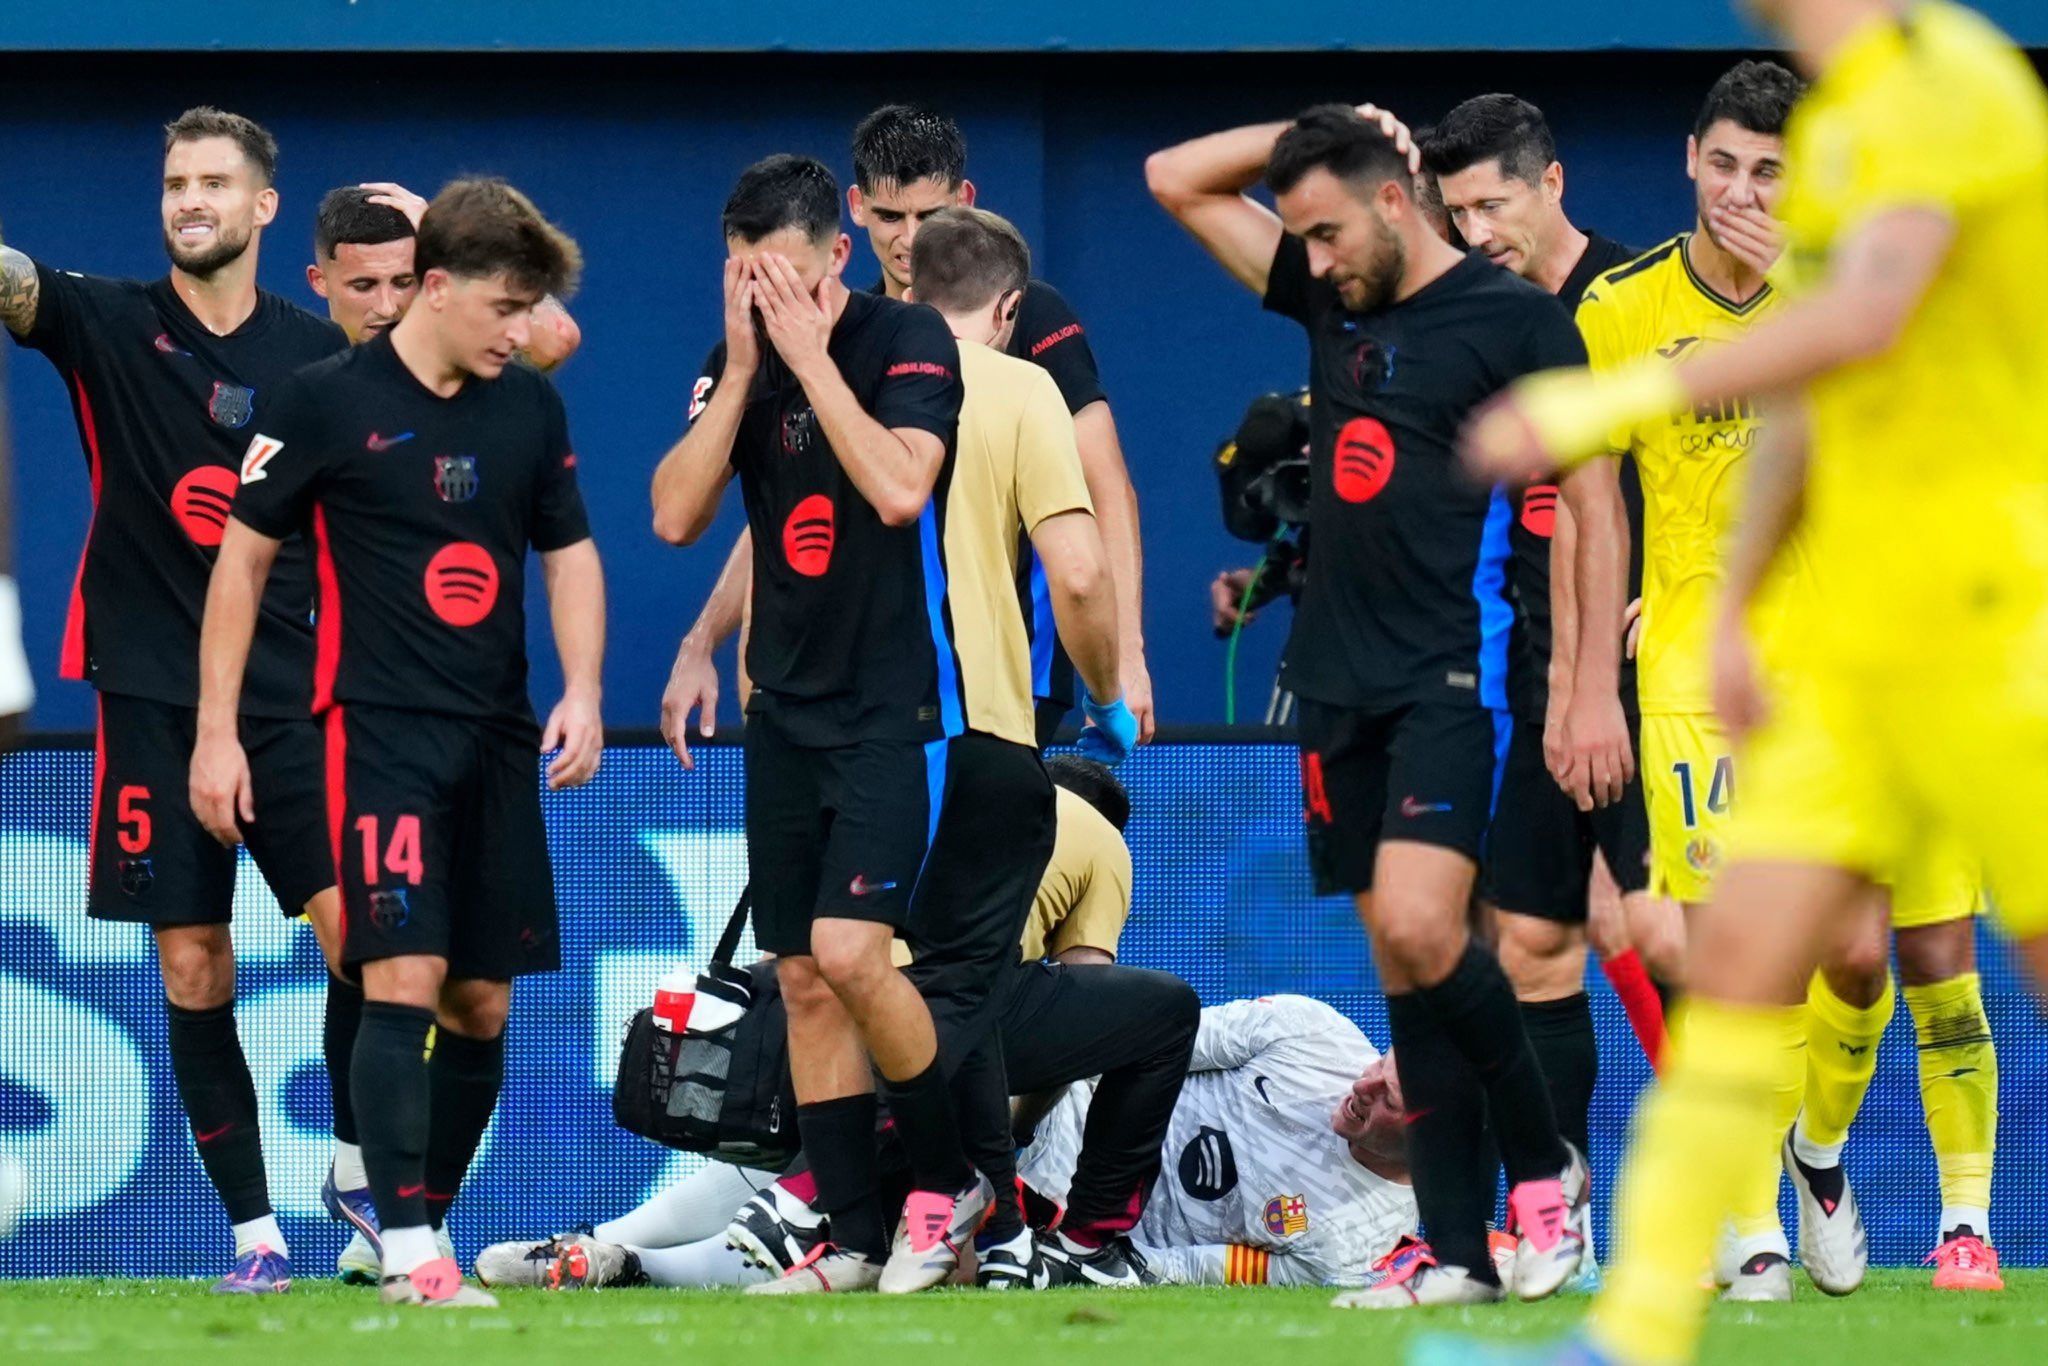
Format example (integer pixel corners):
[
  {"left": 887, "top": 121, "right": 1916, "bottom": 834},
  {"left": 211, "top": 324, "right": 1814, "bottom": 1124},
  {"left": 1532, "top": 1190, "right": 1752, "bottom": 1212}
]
[
  {"left": 1591, "top": 1000, "right": 1803, "bottom": 1365},
  {"left": 1903, "top": 973, "right": 1998, "bottom": 1237},
  {"left": 1725, "top": 1002, "right": 1808, "bottom": 1261},
  {"left": 1794, "top": 968, "right": 1895, "bottom": 1159}
]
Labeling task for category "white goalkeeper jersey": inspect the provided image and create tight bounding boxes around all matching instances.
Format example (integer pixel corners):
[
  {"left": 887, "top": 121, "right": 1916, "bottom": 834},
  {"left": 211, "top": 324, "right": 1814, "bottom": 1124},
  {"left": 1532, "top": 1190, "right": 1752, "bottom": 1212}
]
[{"left": 1017, "top": 995, "right": 1417, "bottom": 1286}]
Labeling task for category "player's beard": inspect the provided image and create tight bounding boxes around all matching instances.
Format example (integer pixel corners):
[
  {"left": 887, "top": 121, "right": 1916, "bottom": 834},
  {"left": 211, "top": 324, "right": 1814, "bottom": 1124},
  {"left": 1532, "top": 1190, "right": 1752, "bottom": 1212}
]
[
  {"left": 162, "top": 221, "right": 254, "bottom": 280},
  {"left": 1341, "top": 217, "right": 1406, "bottom": 312}
]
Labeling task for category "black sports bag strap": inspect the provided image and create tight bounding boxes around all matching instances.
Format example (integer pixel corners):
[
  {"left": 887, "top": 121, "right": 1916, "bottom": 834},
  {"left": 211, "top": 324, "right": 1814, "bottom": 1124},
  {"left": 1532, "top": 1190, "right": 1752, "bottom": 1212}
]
[{"left": 711, "top": 885, "right": 752, "bottom": 969}]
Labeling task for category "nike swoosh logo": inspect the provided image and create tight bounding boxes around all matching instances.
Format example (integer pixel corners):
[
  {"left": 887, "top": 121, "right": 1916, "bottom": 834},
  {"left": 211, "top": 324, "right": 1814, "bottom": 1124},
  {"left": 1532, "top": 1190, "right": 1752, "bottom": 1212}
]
[
  {"left": 194, "top": 1123, "right": 234, "bottom": 1143},
  {"left": 366, "top": 431, "right": 415, "bottom": 451},
  {"left": 398, "top": 1183, "right": 425, "bottom": 1198},
  {"left": 1254, "top": 1075, "right": 1275, "bottom": 1104}
]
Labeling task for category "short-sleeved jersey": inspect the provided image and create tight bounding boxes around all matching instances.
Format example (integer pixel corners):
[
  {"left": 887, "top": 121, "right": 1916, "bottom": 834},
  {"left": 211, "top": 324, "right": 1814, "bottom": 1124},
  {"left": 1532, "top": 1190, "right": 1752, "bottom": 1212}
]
[
  {"left": 11, "top": 268, "right": 347, "bottom": 715},
  {"left": 1020, "top": 785, "right": 1132, "bottom": 960},
  {"left": 1019, "top": 995, "right": 1416, "bottom": 1286},
  {"left": 1263, "top": 236, "right": 1588, "bottom": 710},
  {"left": 870, "top": 275, "right": 1109, "bottom": 713},
  {"left": 1578, "top": 236, "right": 1817, "bottom": 714},
  {"left": 230, "top": 333, "right": 591, "bottom": 737},
  {"left": 1504, "top": 232, "right": 1644, "bottom": 721},
  {"left": 944, "top": 341, "right": 1095, "bottom": 748},
  {"left": 1776, "top": 2, "right": 2048, "bottom": 672},
  {"left": 692, "top": 291, "right": 964, "bottom": 747}
]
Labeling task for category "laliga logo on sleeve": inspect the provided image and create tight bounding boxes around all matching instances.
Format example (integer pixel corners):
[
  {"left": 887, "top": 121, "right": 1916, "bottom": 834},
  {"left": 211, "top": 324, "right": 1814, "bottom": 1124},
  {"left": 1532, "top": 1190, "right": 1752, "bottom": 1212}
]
[
  {"left": 423, "top": 542, "right": 500, "bottom": 626},
  {"left": 1332, "top": 416, "right": 1395, "bottom": 504},
  {"left": 688, "top": 376, "right": 714, "bottom": 421},
  {"left": 171, "top": 466, "right": 240, "bottom": 547},
  {"left": 782, "top": 494, "right": 835, "bottom": 577}
]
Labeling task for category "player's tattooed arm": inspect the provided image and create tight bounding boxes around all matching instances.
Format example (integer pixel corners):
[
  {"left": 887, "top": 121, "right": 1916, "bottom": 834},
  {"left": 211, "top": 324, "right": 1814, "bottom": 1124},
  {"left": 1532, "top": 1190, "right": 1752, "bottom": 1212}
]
[{"left": 0, "top": 246, "right": 40, "bottom": 338}]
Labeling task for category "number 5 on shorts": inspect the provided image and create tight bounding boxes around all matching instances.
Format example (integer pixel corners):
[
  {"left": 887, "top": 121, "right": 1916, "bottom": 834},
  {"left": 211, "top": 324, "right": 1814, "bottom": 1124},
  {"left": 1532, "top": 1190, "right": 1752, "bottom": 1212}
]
[
  {"left": 354, "top": 813, "right": 424, "bottom": 886},
  {"left": 1670, "top": 757, "right": 1733, "bottom": 828}
]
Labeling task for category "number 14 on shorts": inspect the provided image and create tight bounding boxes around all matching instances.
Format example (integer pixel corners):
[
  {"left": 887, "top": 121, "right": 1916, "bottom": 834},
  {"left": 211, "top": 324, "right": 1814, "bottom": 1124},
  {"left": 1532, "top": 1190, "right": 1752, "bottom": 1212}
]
[
  {"left": 355, "top": 813, "right": 424, "bottom": 886},
  {"left": 1670, "top": 757, "right": 1733, "bottom": 828}
]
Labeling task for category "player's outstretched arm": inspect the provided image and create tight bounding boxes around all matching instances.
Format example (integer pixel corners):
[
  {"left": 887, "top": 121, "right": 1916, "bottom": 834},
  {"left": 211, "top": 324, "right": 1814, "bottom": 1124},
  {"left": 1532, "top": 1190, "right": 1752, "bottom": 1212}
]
[
  {"left": 1712, "top": 402, "right": 1810, "bottom": 743},
  {"left": 192, "top": 519, "right": 283, "bottom": 846},
  {"left": 1073, "top": 401, "right": 1153, "bottom": 741},
  {"left": 540, "top": 537, "right": 605, "bottom": 790},
  {"left": 1465, "top": 208, "right": 1958, "bottom": 482},
  {"left": 0, "top": 245, "right": 41, "bottom": 338},
  {"left": 1144, "top": 122, "right": 1289, "bottom": 296},
  {"left": 653, "top": 259, "right": 756, "bottom": 545},
  {"left": 661, "top": 527, "right": 751, "bottom": 769},
  {"left": 1559, "top": 458, "right": 1634, "bottom": 809}
]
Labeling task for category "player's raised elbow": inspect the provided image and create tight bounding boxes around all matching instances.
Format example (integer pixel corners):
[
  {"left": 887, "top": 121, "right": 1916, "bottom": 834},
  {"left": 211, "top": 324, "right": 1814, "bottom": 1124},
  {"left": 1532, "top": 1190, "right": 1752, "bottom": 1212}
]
[{"left": 1145, "top": 150, "right": 1193, "bottom": 214}]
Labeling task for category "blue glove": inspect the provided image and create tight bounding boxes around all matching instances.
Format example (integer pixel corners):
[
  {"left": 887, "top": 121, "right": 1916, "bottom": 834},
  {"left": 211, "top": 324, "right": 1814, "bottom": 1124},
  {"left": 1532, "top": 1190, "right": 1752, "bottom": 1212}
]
[{"left": 1076, "top": 691, "right": 1139, "bottom": 764}]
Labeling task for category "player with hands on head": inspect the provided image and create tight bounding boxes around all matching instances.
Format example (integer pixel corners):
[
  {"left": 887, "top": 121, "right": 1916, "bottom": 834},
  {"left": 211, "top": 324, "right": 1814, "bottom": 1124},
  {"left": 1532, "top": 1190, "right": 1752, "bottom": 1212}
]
[{"left": 1149, "top": 101, "right": 1590, "bottom": 1311}]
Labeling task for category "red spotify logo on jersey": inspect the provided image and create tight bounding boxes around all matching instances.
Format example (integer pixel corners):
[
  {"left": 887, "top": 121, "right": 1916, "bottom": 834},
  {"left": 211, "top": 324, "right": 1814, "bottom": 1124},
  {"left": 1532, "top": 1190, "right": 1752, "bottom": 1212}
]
[
  {"left": 1521, "top": 484, "right": 1559, "bottom": 538},
  {"left": 1332, "top": 417, "right": 1395, "bottom": 504},
  {"left": 171, "top": 466, "right": 240, "bottom": 546},
  {"left": 783, "top": 494, "right": 835, "bottom": 577},
  {"left": 423, "top": 542, "right": 500, "bottom": 626}
]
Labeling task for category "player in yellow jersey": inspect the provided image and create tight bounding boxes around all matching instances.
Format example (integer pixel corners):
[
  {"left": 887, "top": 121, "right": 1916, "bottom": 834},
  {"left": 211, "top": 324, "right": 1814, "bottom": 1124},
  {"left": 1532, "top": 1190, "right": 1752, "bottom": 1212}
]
[
  {"left": 1430, "top": 1, "right": 2048, "bottom": 1361},
  {"left": 1571, "top": 59, "right": 1995, "bottom": 1304}
]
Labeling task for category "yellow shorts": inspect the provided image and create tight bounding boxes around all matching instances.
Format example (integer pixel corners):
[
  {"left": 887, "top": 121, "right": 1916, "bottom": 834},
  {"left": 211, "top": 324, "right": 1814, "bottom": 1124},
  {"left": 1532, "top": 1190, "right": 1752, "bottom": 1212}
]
[
  {"left": 1730, "top": 663, "right": 2045, "bottom": 936},
  {"left": 1646, "top": 708, "right": 1979, "bottom": 925},
  {"left": 1641, "top": 713, "right": 1734, "bottom": 905}
]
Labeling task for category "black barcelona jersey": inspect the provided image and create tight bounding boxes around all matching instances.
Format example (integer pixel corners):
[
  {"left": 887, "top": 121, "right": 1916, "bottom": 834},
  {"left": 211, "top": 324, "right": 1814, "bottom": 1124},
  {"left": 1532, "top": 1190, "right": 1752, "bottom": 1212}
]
[
  {"left": 13, "top": 266, "right": 346, "bottom": 715},
  {"left": 1262, "top": 236, "right": 1587, "bottom": 711},
  {"left": 231, "top": 333, "right": 591, "bottom": 738},
  {"left": 691, "top": 289, "right": 965, "bottom": 746}
]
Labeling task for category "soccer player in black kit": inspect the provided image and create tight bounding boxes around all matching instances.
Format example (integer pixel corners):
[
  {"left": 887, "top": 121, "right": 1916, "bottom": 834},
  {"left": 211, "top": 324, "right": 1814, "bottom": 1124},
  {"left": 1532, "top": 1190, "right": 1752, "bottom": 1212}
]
[
  {"left": 651, "top": 155, "right": 996, "bottom": 1294},
  {"left": 659, "top": 104, "right": 1150, "bottom": 761},
  {"left": 0, "top": 107, "right": 347, "bottom": 1293},
  {"left": 1148, "top": 104, "right": 1588, "bottom": 1307},
  {"left": 192, "top": 178, "right": 604, "bottom": 1309},
  {"left": 1423, "top": 95, "right": 1660, "bottom": 1225}
]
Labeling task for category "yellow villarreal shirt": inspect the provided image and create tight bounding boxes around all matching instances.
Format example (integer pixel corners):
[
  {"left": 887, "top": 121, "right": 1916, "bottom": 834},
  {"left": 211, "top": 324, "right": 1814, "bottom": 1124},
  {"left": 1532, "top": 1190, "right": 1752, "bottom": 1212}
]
[
  {"left": 1778, "top": 1, "right": 2048, "bottom": 669},
  {"left": 1577, "top": 236, "right": 1814, "bottom": 713},
  {"left": 942, "top": 340, "right": 1096, "bottom": 747}
]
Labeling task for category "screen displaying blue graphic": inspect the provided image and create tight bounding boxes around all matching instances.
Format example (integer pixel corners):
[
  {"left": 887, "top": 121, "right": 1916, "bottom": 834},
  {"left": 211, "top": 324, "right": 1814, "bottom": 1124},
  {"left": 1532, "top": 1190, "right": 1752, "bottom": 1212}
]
[{"left": 1, "top": 742, "right": 2041, "bottom": 1276}]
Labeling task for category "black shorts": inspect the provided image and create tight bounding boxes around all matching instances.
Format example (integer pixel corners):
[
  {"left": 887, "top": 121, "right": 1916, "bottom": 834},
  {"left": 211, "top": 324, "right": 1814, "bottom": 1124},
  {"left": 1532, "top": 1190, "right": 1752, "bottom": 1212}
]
[
  {"left": 327, "top": 703, "right": 558, "bottom": 979},
  {"left": 1034, "top": 698, "right": 1071, "bottom": 750},
  {"left": 1296, "top": 698, "right": 1509, "bottom": 896},
  {"left": 1483, "top": 713, "right": 1651, "bottom": 923},
  {"left": 901, "top": 732, "right": 1057, "bottom": 1067},
  {"left": 745, "top": 708, "right": 940, "bottom": 957},
  {"left": 88, "top": 691, "right": 332, "bottom": 924}
]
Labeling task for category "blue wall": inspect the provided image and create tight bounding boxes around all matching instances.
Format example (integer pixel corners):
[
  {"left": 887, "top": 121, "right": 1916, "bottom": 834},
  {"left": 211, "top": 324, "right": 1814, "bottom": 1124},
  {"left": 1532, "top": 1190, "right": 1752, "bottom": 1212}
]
[
  {"left": 5, "top": 741, "right": 2044, "bottom": 1273},
  {"left": 5, "top": 0, "right": 2046, "bottom": 51},
  {"left": 2, "top": 48, "right": 2038, "bottom": 730}
]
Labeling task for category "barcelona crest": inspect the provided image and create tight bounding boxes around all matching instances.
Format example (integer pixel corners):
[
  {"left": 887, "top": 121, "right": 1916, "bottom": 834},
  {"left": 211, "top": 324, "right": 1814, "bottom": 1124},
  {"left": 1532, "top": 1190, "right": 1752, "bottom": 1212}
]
[
  {"left": 1262, "top": 1194, "right": 1309, "bottom": 1238},
  {"left": 208, "top": 381, "right": 255, "bottom": 429}
]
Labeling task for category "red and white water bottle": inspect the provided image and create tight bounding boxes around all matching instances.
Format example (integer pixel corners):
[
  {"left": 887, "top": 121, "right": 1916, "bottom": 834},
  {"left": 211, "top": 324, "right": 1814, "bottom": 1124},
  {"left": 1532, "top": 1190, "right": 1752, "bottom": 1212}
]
[{"left": 652, "top": 969, "right": 696, "bottom": 1033}]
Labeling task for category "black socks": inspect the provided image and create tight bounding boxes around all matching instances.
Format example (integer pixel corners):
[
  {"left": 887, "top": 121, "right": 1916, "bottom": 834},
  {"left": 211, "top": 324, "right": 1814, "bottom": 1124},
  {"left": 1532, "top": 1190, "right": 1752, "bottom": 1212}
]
[{"left": 164, "top": 999, "right": 270, "bottom": 1223}]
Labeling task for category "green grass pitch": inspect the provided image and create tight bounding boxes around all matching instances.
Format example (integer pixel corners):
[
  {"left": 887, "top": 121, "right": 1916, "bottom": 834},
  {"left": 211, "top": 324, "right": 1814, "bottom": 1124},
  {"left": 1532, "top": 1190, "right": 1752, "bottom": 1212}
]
[{"left": 1, "top": 1272, "right": 2044, "bottom": 1364}]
